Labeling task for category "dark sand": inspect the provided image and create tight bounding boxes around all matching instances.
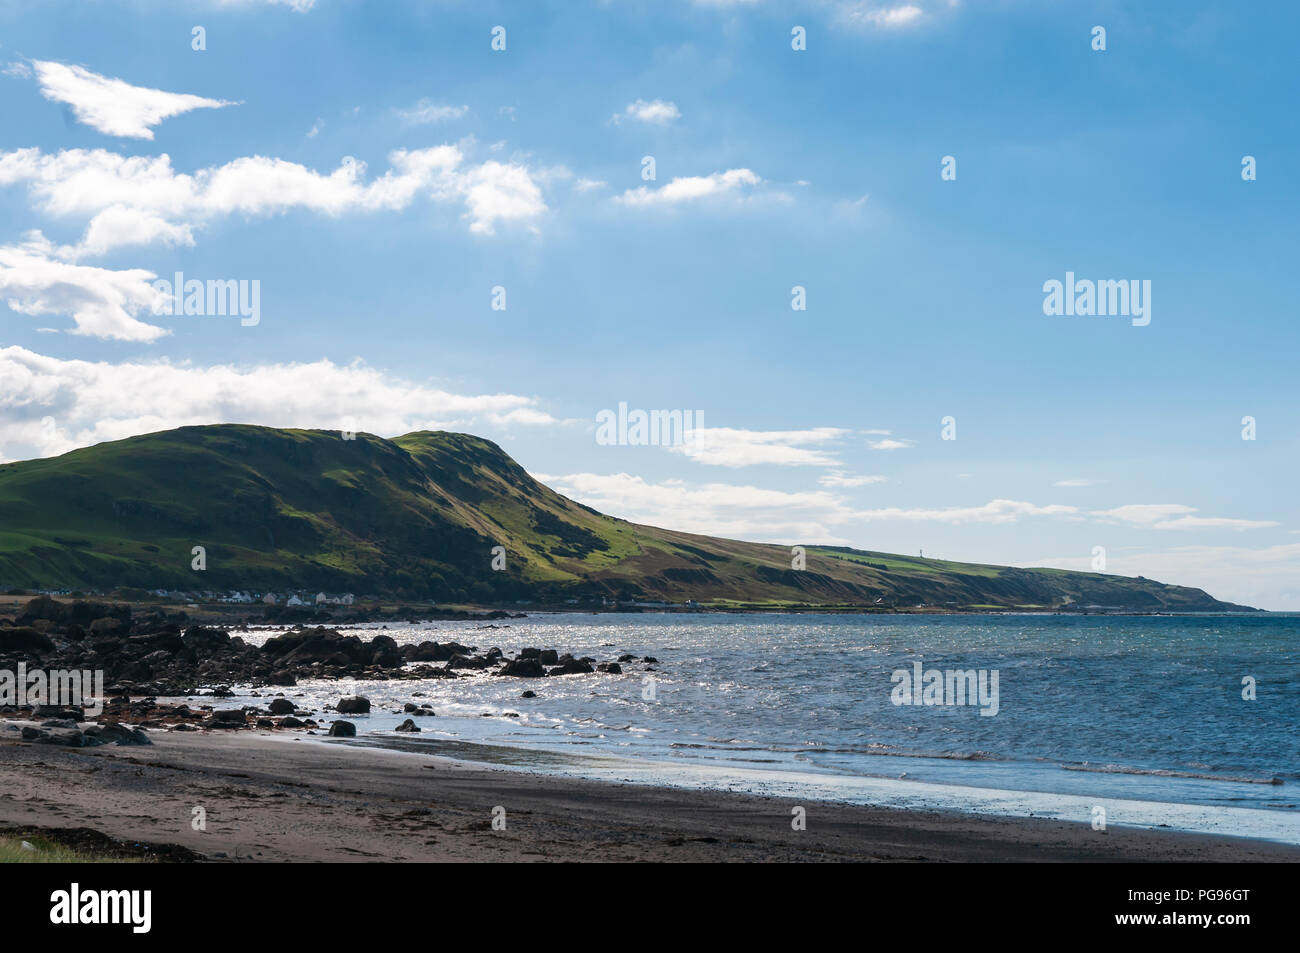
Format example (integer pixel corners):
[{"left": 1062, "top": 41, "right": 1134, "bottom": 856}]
[{"left": 1, "top": 730, "right": 1296, "bottom": 862}]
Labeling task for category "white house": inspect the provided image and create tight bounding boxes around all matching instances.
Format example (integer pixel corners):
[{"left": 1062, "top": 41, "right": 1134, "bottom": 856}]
[{"left": 314, "top": 592, "right": 356, "bottom": 606}]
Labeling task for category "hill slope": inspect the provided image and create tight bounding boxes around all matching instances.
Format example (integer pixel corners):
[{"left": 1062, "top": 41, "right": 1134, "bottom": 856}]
[{"left": 0, "top": 425, "right": 1252, "bottom": 611}]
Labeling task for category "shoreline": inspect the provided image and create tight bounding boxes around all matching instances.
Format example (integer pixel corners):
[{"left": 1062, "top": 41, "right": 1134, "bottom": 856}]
[{"left": 2, "top": 730, "right": 1296, "bottom": 862}]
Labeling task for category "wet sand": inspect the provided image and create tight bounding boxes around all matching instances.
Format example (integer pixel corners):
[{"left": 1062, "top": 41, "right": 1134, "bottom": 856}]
[{"left": 2, "top": 730, "right": 1297, "bottom": 862}]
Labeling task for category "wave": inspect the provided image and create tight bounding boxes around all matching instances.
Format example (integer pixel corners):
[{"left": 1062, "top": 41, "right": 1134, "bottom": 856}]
[{"left": 1062, "top": 763, "right": 1284, "bottom": 785}]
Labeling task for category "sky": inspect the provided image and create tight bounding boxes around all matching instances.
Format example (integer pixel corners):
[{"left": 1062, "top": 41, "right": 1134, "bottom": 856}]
[{"left": 0, "top": 0, "right": 1297, "bottom": 609}]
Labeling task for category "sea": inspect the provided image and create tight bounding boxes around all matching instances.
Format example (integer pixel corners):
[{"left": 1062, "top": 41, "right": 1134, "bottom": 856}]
[{"left": 199, "top": 612, "right": 1300, "bottom": 845}]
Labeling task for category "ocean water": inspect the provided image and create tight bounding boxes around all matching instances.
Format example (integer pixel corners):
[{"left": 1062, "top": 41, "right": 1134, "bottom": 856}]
[{"left": 206, "top": 612, "right": 1300, "bottom": 843}]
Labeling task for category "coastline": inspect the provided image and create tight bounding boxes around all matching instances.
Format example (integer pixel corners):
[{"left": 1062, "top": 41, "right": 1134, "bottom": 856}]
[{"left": 2, "top": 730, "right": 1296, "bottom": 863}]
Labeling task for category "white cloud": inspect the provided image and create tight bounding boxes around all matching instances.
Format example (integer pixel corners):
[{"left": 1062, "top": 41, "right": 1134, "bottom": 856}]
[
  {"left": 459, "top": 160, "right": 546, "bottom": 235},
  {"left": 307, "top": 118, "right": 324, "bottom": 138},
  {"left": 74, "top": 206, "right": 196, "bottom": 258},
  {"left": 574, "top": 178, "right": 608, "bottom": 192},
  {"left": 670, "top": 426, "right": 848, "bottom": 467},
  {"left": 841, "top": 4, "right": 925, "bottom": 29},
  {"left": 617, "top": 168, "right": 761, "bottom": 207},
  {"left": 0, "top": 146, "right": 550, "bottom": 336},
  {"left": 611, "top": 99, "right": 681, "bottom": 126},
  {"left": 30, "top": 61, "right": 237, "bottom": 139},
  {"left": 0, "top": 346, "right": 559, "bottom": 462},
  {"left": 0, "top": 145, "right": 547, "bottom": 253},
  {"left": 0, "top": 235, "right": 169, "bottom": 341},
  {"left": 856, "top": 499, "right": 1079, "bottom": 525},
  {"left": 819, "top": 471, "right": 887, "bottom": 488},
  {"left": 397, "top": 99, "right": 470, "bottom": 125},
  {"left": 219, "top": 0, "right": 317, "bottom": 11},
  {"left": 868, "top": 437, "right": 914, "bottom": 450},
  {"left": 1054, "top": 478, "right": 1105, "bottom": 487},
  {"left": 1030, "top": 543, "right": 1300, "bottom": 611},
  {"left": 535, "top": 471, "right": 859, "bottom": 543},
  {"left": 1092, "top": 504, "right": 1277, "bottom": 531}
]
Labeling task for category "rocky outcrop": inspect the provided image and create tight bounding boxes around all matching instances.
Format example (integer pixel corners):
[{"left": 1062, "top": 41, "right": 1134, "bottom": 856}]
[{"left": 336, "top": 696, "right": 371, "bottom": 714}]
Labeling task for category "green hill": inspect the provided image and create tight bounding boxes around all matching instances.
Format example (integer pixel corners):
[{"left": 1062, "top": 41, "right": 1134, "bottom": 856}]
[{"left": 0, "top": 424, "right": 1253, "bottom": 611}]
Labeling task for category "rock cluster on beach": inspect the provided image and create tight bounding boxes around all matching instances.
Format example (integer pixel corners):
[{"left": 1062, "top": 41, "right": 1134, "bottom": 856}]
[
  {"left": 0, "top": 597, "right": 661, "bottom": 739},
  {"left": 0, "top": 596, "right": 655, "bottom": 696}
]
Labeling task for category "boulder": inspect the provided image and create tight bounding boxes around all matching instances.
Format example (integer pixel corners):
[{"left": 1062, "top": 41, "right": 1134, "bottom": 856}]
[
  {"left": 337, "top": 696, "right": 371, "bottom": 714},
  {"left": 548, "top": 657, "right": 594, "bottom": 676},
  {"left": 447, "top": 653, "right": 491, "bottom": 670},
  {"left": 0, "top": 626, "right": 54, "bottom": 654},
  {"left": 328, "top": 720, "right": 356, "bottom": 737},
  {"left": 206, "top": 709, "right": 246, "bottom": 728},
  {"left": 498, "top": 657, "right": 546, "bottom": 678},
  {"left": 394, "top": 718, "right": 420, "bottom": 733},
  {"left": 268, "top": 698, "right": 295, "bottom": 715},
  {"left": 83, "top": 722, "right": 151, "bottom": 746},
  {"left": 23, "top": 726, "right": 85, "bottom": 746}
]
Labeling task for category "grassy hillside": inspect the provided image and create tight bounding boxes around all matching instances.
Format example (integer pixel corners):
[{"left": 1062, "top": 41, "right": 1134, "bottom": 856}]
[{"left": 0, "top": 425, "right": 1252, "bottom": 611}]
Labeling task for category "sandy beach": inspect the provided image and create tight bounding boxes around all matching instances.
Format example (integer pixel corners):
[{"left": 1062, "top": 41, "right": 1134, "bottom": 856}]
[{"left": 2, "top": 730, "right": 1296, "bottom": 863}]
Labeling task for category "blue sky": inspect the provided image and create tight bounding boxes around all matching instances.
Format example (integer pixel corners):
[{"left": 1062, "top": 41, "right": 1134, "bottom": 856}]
[{"left": 1, "top": 0, "right": 1297, "bottom": 608}]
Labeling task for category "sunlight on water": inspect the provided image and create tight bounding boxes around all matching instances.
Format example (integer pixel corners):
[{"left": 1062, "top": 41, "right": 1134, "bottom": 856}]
[{"left": 195, "top": 612, "right": 1300, "bottom": 838}]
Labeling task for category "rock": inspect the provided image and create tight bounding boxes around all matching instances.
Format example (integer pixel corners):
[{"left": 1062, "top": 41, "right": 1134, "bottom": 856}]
[
  {"left": 328, "top": 720, "right": 356, "bottom": 737},
  {"left": 403, "top": 702, "right": 419, "bottom": 713},
  {"left": 268, "top": 698, "right": 295, "bottom": 715},
  {"left": 519, "top": 647, "right": 542, "bottom": 659},
  {"left": 256, "top": 718, "right": 276, "bottom": 729},
  {"left": 181, "top": 626, "right": 232, "bottom": 656},
  {"left": 368, "top": 635, "right": 403, "bottom": 667},
  {"left": 643, "top": 656, "right": 659, "bottom": 663},
  {"left": 278, "top": 716, "right": 306, "bottom": 728},
  {"left": 539, "top": 649, "right": 559, "bottom": 665},
  {"left": 337, "top": 696, "right": 371, "bottom": 714},
  {"left": 40, "top": 718, "right": 78, "bottom": 729},
  {"left": 206, "top": 709, "right": 246, "bottom": 728},
  {"left": 0, "top": 626, "right": 55, "bottom": 654},
  {"left": 32, "top": 705, "right": 83, "bottom": 720},
  {"left": 89, "top": 616, "right": 128, "bottom": 637},
  {"left": 24, "top": 726, "right": 85, "bottom": 746},
  {"left": 547, "top": 657, "right": 594, "bottom": 676},
  {"left": 83, "top": 722, "right": 151, "bottom": 746},
  {"left": 521, "top": 690, "right": 537, "bottom": 698},
  {"left": 401, "top": 640, "right": 472, "bottom": 662},
  {"left": 446, "top": 653, "right": 491, "bottom": 670},
  {"left": 498, "top": 657, "right": 546, "bottom": 678},
  {"left": 597, "top": 662, "right": 623, "bottom": 674},
  {"left": 394, "top": 718, "right": 420, "bottom": 733}
]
